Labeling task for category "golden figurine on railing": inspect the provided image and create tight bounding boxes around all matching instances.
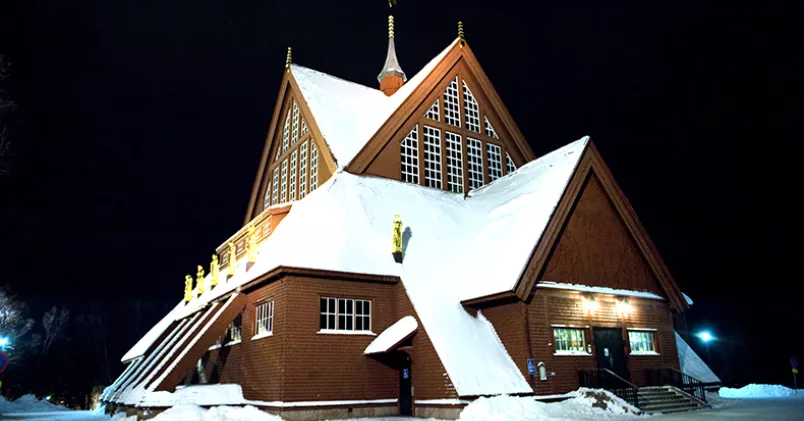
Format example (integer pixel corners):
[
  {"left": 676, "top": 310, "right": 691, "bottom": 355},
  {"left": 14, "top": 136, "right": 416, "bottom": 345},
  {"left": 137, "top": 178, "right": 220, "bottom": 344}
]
[
  {"left": 196, "top": 265, "right": 205, "bottom": 296},
  {"left": 184, "top": 275, "right": 193, "bottom": 303},
  {"left": 247, "top": 225, "right": 257, "bottom": 263},
  {"left": 210, "top": 254, "right": 219, "bottom": 287},
  {"left": 228, "top": 242, "right": 236, "bottom": 276}
]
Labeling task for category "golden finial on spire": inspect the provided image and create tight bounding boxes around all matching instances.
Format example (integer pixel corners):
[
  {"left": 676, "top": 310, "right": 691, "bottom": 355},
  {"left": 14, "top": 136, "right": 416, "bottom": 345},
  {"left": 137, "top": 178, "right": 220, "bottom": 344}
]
[
  {"left": 285, "top": 47, "right": 292, "bottom": 70},
  {"left": 227, "top": 242, "right": 236, "bottom": 276},
  {"left": 388, "top": 0, "right": 397, "bottom": 7},
  {"left": 184, "top": 275, "right": 193, "bottom": 303},
  {"left": 196, "top": 265, "right": 206, "bottom": 296},
  {"left": 388, "top": 15, "right": 395, "bottom": 38},
  {"left": 210, "top": 254, "right": 219, "bottom": 287},
  {"left": 458, "top": 21, "right": 465, "bottom": 47}
]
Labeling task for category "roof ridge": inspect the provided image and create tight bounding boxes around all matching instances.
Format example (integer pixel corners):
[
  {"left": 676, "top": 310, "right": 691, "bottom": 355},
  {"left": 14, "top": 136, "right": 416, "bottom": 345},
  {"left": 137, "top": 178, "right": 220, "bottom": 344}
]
[{"left": 290, "top": 64, "right": 381, "bottom": 94}]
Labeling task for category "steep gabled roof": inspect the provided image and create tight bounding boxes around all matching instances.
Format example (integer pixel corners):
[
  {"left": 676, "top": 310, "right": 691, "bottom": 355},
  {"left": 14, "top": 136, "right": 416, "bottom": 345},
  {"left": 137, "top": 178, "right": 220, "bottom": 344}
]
[{"left": 289, "top": 39, "right": 458, "bottom": 168}]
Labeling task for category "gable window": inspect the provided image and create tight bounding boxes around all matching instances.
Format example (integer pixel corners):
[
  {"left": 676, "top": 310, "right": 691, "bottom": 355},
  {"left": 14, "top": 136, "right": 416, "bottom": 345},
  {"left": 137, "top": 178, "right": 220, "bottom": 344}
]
[
  {"left": 291, "top": 101, "right": 299, "bottom": 144},
  {"left": 466, "top": 138, "right": 484, "bottom": 190},
  {"left": 289, "top": 151, "right": 298, "bottom": 201},
  {"left": 227, "top": 312, "right": 243, "bottom": 344},
  {"left": 553, "top": 327, "right": 587, "bottom": 355},
  {"left": 506, "top": 152, "right": 517, "bottom": 175},
  {"left": 282, "top": 111, "right": 290, "bottom": 153},
  {"left": 445, "top": 132, "right": 464, "bottom": 193},
  {"left": 425, "top": 99, "right": 440, "bottom": 121},
  {"left": 280, "top": 159, "right": 288, "bottom": 203},
  {"left": 263, "top": 183, "right": 271, "bottom": 210},
  {"left": 299, "top": 141, "right": 308, "bottom": 199},
  {"left": 487, "top": 143, "right": 503, "bottom": 182},
  {"left": 319, "top": 296, "right": 372, "bottom": 333},
  {"left": 444, "top": 77, "right": 461, "bottom": 127},
  {"left": 462, "top": 81, "right": 480, "bottom": 133},
  {"left": 310, "top": 143, "right": 319, "bottom": 191},
  {"left": 271, "top": 168, "right": 279, "bottom": 206},
  {"left": 301, "top": 118, "right": 308, "bottom": 135},
  {"left": 255, "top": 300, "right": 274, "bottom": 337},
  {"left": 401, "top": 126, "right": 420, "bottom": 184},
  {"left": 628, "top": 330, "right": 657, "bottom": 355},
  {"left": 484, "top": 116, "right": 498, "bottom": 139},
  {"left": 423, "top": 126, "right": 442, "bottom": 189}
]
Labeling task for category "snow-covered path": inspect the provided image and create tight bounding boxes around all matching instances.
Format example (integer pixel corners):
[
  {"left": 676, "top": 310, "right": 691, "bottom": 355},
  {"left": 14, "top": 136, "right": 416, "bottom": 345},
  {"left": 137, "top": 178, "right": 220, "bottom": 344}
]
[
  {"left": 658, "top": 397, "right": 804, "bottom": 421},
  {"left": 0, "top": 411, "right": 109, "bottom": 421}
]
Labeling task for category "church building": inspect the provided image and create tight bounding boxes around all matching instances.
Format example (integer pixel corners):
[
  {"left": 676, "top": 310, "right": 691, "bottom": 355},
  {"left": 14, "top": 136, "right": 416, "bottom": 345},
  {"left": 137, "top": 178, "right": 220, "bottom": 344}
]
[{"left": 101, "top": 15, "right": 711, "bottom": 420}]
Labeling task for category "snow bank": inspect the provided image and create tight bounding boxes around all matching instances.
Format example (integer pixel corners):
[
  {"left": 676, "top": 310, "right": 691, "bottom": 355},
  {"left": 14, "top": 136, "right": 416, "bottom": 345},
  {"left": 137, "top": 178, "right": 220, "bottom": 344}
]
[
  {"left": 140, "top": 384, "right": 248, "bottom": 407},
  {"left": 149, "top": 404, "right": 282, "bottom": 421},
  {"left": 720, "top": 384, "right": 801, "bottom": 399},
  {"left": 458, "top": 390, "right": 642, "bottom": 421},
  {"left": 0, "top": 394, "right": 68, "bottom": 413}
]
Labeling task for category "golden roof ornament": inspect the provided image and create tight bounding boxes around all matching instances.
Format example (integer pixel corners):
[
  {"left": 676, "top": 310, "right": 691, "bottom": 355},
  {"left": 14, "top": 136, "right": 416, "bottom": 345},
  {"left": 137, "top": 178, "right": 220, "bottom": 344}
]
[
  {"left": 196, "top": 265, "right": 206, "bottom": 296},
  {"left": 184, "top": 275, "right": 193, "bottom": 303},
  {"left": 458, "top": 21, "right": 465, "bottom": 47},
  {"left": 210, "top": 254, "right": 219, "bottom": 287},
  {"left": 285, "top": 47, "right": 292, "bottom": 70},
  {"left": 227, "top": 242, "right": 236, "bottom": 276},
  {"left": 392, "top": 214, "right": 403, "bottom": 263},
  {"left": 247, "top": 225, "right": 257, "bottom": 263}
]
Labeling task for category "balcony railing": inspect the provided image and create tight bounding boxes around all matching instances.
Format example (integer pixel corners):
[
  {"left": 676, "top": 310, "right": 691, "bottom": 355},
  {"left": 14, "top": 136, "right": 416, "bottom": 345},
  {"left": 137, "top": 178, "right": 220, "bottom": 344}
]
[
  {"left": 645, "top": 368, "right": 707, "bottom": 403},
  {"left": 578, "top": 369, "right": 639, "bottom": 408}
]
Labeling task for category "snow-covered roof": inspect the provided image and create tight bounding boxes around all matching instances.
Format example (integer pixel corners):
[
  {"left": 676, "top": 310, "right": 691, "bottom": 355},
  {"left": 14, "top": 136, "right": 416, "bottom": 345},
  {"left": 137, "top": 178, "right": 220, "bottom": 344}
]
[
  {"left": 683, "top": 292, "right": 694, "bottom": 306},
  {"left": 121, "top": 302, "right": 183, "bottom": 362},
  {"left": 675, "top": 332, "right": 720, "bottom": 383},
  {"left": 290, "top": 39, "right": 458, "bottom": 168},
  {"left": 364, "top": 315, "right": 418, "bottom": 355},
  {"left": 537, "top": 282, "right": 666, "bottom": 301}
]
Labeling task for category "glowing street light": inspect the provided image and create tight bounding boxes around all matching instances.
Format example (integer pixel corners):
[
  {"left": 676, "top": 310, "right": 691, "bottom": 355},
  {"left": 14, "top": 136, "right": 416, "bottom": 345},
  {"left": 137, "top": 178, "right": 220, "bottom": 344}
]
[
  {"left": 0, "top": 337, "right": 9, "bottom": 349},
  {"left": 697, "top": 331, "right": 714, "bottom": 343}
]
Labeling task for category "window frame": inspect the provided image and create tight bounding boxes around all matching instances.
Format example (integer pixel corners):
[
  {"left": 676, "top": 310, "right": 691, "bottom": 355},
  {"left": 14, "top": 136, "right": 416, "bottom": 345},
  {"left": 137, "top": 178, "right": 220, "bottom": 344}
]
[
  {"left": 553, "top": 327, "right": 590, "bottom": 356},
  {"left": 628, "top": 329, "right": 659, "bottom": 355},
  {"left": 254, "top": 299, "right": 275, "bottom": 339},
  {"left": 318, "top": 296, "right": 374, "bottom": 335},
  {"left": 226, "top": 312, "right": 243, "bottom": 345}
]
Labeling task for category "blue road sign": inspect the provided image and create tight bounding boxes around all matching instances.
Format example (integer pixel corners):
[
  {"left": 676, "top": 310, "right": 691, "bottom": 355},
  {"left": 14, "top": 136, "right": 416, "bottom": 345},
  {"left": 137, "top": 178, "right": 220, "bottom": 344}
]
[
  {"left": 792, "top": 357, "right": 799, "bottom": 368},
  {"left": 527, "top": 358, "right": 536, "bottom": 375}
]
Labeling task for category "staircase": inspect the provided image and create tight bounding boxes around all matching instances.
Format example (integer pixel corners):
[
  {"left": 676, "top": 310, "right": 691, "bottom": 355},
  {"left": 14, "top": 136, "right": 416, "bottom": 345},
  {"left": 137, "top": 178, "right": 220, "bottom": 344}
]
[{"left": 638, "top": 386, "right": 706, "bottom": 414}]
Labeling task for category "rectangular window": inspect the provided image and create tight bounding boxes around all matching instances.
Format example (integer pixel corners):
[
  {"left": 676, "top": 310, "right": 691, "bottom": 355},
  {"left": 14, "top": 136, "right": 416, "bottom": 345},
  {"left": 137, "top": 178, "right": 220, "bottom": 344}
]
[
  {"left": 628, "top": 330, "right": 657, "bottom": 354},
  {"left": 282, "top": 111, "right": 290, "bottom": 153},
  {"left": 289, "top": 151, "right": 297, "bottom": 201},
  {"left": 280, "top": 159, "right": 288, "bottom": 203},
  {"left": 299, "top": 141, "right": 308, "bottom": 199},
  {"left": 462, "top": 81, "right": 480, "bottom": 133},
  {"left": 484, "top": 116, "right": 498, "bottom": 138},
  {"left": 319, "top": 296, "right": 372, "bottom": 332},
  {"left": 425, "top": 99, "right": 440, "bottom": 121},
  {"left": 487, "top": 143, "right": 503, "bottom": 182},
  {"left": 444, "top": 77, "right": 461, "bottom": 127},
  {"left": 228, "top": 312, "right": 243, "bottom": 344},
  {"left": 355, "top": 300, "right": 371, "bottom": 332},
  {"left": 263, "top": 183, "right": 271, "bottom": 210},
  {"left": 291, "top": 101, "right": 299, "bottom": 144},
  {"left": 301, "top": 118, "right": 308, "bottom": 136},
  {"left": 320, "top": 297, "right": 336, "bottom": 330},
  {"left": 255, "top": 300, "right": 274, "bottom": 336},
  {"left": 401, "top": 125, "right": 420, "bottom": 184},
  {"left": 553, "top": 328, "right": 587, "bottom": 354},
  {"left": 271, "top": 167, "right": 279, "bottom": 205},
  {"left": 423, "top": 125, "right": 442, "bottom": 189},
  {"left": 506, "top": 152, "right": 516, "bottom": 175},
  {"left": 466, "top": 138, "right": 484, "bottom": 190},
  {"left": 310, "top": 143, "right": 319, "bottom": 191},
  {"left": 445, "top": 132, "right": 464, "bottom": 193}
]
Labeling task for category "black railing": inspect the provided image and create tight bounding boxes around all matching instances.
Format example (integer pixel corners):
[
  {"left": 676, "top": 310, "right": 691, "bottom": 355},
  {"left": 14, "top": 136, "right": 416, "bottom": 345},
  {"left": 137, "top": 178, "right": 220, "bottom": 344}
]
[
  {"left": 578, "top": 369, "right": 640, "bottom": 408},
  {"left": 645, "top": 368, "right": 707, "bottom": 403}
]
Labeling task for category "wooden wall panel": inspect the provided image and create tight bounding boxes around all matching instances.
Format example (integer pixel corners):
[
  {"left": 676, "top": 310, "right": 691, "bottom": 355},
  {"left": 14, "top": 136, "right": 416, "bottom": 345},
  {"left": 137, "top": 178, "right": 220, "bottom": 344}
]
[
  {"left": 481, "top": 303, "right": 530, "bottom": 381},
  {"left": 542, "top": 173, "right": 665, "bottom": 296}
]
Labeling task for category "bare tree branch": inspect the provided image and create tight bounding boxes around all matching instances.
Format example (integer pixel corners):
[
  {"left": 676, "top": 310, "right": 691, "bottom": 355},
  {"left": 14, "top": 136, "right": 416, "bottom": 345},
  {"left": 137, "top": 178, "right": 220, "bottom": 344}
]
[{"left": 42, "top": 306, "right": 70, "bottom": 355}]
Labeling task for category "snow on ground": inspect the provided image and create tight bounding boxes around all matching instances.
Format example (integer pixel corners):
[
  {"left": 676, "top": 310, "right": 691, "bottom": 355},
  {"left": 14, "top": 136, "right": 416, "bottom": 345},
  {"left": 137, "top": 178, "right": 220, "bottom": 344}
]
[
  {"left": 458, "top": 389, "right": 641, "bottom": 421},
  {"left": 719, "top": 384, "right": 803, "bottom": 399},
  {"left": 0, "top": 394, "right": 69, "bottom": 413}
]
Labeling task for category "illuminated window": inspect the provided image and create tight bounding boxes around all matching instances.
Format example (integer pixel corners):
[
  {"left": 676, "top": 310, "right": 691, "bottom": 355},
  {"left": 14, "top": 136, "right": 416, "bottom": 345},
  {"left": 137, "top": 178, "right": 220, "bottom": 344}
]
[
  {"left": 401, "top": 125, "right": 419, "bottom": 184},
  {"left": 466, "top": 138, "right": 484, "bottom": 190},
  {"left": 444, "top": 77, "right": 461, "bottom": 127},
  {"left": 628, "top": 330, "right": 657, "bottom": 354},
  {"left": 484, "top": 116, "right": 498, "bottom": 139},
  {"left": 423, "top": 126, "right": 442, "bottom": 189},
  {"left": 291, "top": 101, "right": 299, "bottom": 144},
  {"left": 280, "top": 159, "right": 288, "bottom": 203},
  {"left": 271, "top": 167, "right": 279, "bottom": 205},
  {"left": 445, "top": 132, "right": 464, "bottom": 193},
  {"left": 462, "top": 81, "right": 480, "bottom": 133},
  {"left": 263, "top": 183, "right": 271, "bottom": 210},
  {"left": 425, "top": 99, "right": 440, "bottom": 121},
  {"left": 310, "top": 143, "right": 318, "bottom": 191},
  {"left": 227, "top": 312, "right": 243, "bottom": 344},
  {"left": 553, "top": 328, "right": 587, "bottom": 354},
  {"left": 289, "top": 151, "right": 297, "bottom": 201},
  {"left": 299, "top": 141, "right": 308, "bottom": 199},
  {"left": 506, "top": 152, "right": 516, "bottom": 174},
  {"left": 319, "top": 297, "right": 372, "bottom": 332},
  {"left": 255, "top": 300, "right": 274, "bottom": 336},
  {"left": 282, "top": 110, "right": 290, "bottom": 153},
  {"left": 487, "top": 143, "right": 503, "bottom": 182},
  {"left": 301, "top": 118, "right": 308, "bottom": 136}
]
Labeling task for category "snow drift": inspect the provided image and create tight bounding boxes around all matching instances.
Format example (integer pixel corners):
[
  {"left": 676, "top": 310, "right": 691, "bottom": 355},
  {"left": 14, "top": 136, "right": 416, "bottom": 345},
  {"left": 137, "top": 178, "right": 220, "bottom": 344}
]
[
  {"left": 720, "top": 384, "right": 801, "bottom": 399},
  {"left": 458, "top": 389, "right": 642, "bottom": 421},
  {"left": 0, "top": 394, "right": 68, "bottom": 413}
]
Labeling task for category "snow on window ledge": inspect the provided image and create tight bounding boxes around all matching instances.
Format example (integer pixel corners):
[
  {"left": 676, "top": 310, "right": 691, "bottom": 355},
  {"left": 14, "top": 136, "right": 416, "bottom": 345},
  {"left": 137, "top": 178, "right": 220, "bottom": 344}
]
[
  {"left": 251, "top": 332, "right": 273, "bottom": 341},
  {"left": 208, "top": 344, "right": 222, "bottom": 351},
  {"left": 317, "top": 329, "right": 377, "bottom": 336},
  {"left": 630, "top": 351, "right": 660, "bottom": 356},
  {"left": 553, "top": 351, "right": 592, "bottom": 357},
  {"left": 224, "top": 339, "right": 242, "bottom": 347}
]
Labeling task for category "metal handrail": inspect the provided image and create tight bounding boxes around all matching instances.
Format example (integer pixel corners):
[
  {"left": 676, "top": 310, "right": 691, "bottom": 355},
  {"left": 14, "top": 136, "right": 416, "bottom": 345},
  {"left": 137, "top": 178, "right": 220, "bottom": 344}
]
[
  {"left": 578, "top": 368, "right": 640, "bottom": 408},
  {"left": 644, "top": 368, "right": 707, "bottom": 403},
  {"left": 601, "top": 368, "right": 639, "bottom": 389}
]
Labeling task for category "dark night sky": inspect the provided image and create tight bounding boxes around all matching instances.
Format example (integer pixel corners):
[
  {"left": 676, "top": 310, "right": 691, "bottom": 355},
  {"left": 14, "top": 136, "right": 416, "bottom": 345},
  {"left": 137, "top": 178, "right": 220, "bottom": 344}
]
[{"left": 1, "top": 0, "right": 802, "bottom": 386}]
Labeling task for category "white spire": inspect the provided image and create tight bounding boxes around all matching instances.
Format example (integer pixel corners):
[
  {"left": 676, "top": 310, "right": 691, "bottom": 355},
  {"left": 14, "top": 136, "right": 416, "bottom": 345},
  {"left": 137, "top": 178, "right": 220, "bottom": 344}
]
[{"left": 377, "top": 15, "right": 406, "bottom": 82}]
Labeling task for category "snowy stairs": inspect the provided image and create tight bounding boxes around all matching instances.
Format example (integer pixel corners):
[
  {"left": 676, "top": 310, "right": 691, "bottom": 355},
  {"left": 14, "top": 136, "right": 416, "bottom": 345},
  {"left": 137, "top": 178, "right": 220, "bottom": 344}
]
[{"left": 638, "top": 386, "right": 706, "bottom": 414}]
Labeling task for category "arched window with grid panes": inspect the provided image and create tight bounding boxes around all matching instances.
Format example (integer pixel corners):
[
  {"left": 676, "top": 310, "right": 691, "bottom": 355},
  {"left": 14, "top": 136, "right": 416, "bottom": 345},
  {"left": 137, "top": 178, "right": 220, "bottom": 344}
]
[{"left": 397, "top": 74, "right": 521, "bottom": 192}]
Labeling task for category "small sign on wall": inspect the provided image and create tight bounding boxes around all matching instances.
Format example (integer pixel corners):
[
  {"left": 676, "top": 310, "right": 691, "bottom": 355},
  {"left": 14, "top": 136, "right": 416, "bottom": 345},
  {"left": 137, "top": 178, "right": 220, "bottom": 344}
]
[
  {"left": 527, "top": 359, "right": 536, "bottom": 375},
  {"left": 403, "top": 368, "right": 410, "bottom": 379}
]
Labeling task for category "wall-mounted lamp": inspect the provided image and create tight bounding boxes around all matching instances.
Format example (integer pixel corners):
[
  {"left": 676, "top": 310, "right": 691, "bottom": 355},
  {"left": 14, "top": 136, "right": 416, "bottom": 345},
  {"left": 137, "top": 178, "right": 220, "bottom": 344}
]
[
  {"left": 616, "top": 298, "right": 632, "bottom": 318},
  {"left": 581, "top": 296, "right": 598, "bottom": 315}
]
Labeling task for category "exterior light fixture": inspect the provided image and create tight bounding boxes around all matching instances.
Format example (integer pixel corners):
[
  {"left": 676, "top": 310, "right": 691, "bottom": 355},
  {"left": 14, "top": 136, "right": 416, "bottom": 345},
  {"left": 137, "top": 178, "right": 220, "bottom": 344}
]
[
  {"left": 0, "top": 337, "right": 8, "bottom": 349},
  {"left": 581, "top": 296, "right": 598, "bottom": 315},
  {"left": 616, "top": 298, "right": 632, "bottom": 318},
  {"left": 697, "top": 331, "right": 714, "bottom": 343}
]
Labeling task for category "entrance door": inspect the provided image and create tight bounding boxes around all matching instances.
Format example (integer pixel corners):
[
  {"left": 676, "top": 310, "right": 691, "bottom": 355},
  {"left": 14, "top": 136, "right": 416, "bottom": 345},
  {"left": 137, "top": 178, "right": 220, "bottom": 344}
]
[
  {"left": 593, "top": 328, "right": 629, "bottom": 380},
  {"left": 399, "top": 354, "right": 412, "bottom": 416}
]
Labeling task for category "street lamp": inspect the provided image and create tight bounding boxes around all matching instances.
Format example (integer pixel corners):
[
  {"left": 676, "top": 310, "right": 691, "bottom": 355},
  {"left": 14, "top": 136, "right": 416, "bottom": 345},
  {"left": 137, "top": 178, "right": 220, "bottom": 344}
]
[
  {"left": 0, "top": 337, "right": 9, "bottom": 349},
  {"left": 697, "top": 331, "right": 714, "bottom": 364}
]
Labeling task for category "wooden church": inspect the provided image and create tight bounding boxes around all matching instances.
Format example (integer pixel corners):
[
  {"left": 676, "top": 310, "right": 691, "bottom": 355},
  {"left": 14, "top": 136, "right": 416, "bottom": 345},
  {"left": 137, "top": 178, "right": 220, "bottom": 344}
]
[{"left": 101, "top": 15, "right": 706, "bottom": 420}]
